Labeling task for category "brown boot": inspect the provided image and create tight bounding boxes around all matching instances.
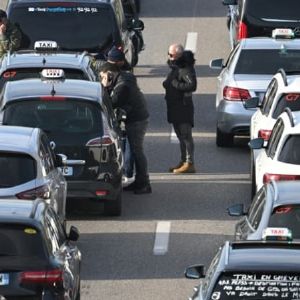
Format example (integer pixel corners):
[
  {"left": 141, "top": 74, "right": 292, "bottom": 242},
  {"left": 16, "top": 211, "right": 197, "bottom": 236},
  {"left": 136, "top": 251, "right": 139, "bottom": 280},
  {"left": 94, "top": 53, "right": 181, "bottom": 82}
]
[
  {"left": 169, "top": 161, "right": 184, "bottom": 173},
  {"left": 173, "top": 163, "right": 196, "bottom": 174}
]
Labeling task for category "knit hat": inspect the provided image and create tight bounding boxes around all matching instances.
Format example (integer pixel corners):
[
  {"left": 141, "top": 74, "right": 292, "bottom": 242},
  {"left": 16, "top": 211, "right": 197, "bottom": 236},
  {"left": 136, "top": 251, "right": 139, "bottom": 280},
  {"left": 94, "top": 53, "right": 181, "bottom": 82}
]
[
  {"left": 107, "top": 46, "right": 125, "bottom": 63},
  {"left": 0, "top": 10, "right": 7, "bottom": 20}
]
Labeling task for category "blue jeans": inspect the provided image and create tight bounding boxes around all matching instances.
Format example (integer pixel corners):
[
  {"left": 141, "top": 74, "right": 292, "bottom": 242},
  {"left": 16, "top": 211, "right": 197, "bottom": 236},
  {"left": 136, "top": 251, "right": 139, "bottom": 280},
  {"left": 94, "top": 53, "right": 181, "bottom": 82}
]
[{"left": 126, "top": 119, "right": 149, "bottom": 186}]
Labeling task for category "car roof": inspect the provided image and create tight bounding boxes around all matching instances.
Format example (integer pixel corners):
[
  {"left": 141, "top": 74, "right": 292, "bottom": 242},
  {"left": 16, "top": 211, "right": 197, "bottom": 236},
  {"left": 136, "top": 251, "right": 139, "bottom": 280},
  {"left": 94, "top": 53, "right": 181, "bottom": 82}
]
[
  {"left": 240, "top": 37, "right": 300, "bottom": 50},
  {"left": 1, "top": 51, "right": 90, "bottom": 72},
  {"left": 2, "top": 79, "right": 102, "bottom": 104},
  {"left": 0, "top": 125, "right": 39, "bottom": 154},
  {"left": 225, "top": 241, "right": 300, "bottom": 272}
]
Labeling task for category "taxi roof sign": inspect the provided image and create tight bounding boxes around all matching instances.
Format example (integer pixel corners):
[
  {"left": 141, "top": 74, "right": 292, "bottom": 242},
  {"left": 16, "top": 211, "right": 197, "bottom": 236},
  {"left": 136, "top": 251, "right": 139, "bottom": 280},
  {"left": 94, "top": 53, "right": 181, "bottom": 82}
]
[
  {"left": 262, "top": 227, "right": 293, "bottom": 241},
  {"left": 34, "top": 40, "right": 58, "bottom": 51},
  {"left": 41, "top": 69, "right": 65, "bottom": 79},
  {"left": 272, "top": 28, "right": 295, "bottom": 39}
]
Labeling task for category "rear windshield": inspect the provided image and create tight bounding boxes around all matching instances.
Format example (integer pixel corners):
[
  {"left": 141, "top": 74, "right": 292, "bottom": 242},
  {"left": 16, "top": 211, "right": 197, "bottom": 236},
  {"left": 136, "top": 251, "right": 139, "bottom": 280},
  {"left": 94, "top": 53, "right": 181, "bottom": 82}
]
[
  {"left": 3, "top": 99, "right": 103, "bottom": 136},
  {"left": 246, "top": 0, "right": 300, "bottom": 20},
  {"left": 269, "top": 205, "right": 300, "bottom": 238},
  {"left": 0, "top": 152, "right": 36, "bottom": 187},
  {"left": 272, "top": 94, "right": 300, "bottom": 119},
  {"left": 0, "top": 224, "right": 46, "bottom": 258},
  {"left": 234, "top": 50, "right": 300, "bottom": 75},
  {"left": 278, "top": 135, "right": 300, "bottom": 164},
  {"left": 0, "top": 68, "right": 89, "bottom": 91},
  {"left": 9, "top": 4, "right": 117, "bottom": 52},
  {"left": 212, "top": 272, "right": 300, "bottom": 299}
]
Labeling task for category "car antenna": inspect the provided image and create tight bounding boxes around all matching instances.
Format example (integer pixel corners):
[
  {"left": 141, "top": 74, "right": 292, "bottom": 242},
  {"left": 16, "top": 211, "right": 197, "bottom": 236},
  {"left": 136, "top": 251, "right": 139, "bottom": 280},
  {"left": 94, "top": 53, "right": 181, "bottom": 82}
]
[
  {"left": 51, "top": 84, "right": 56, "bottom": 96},
  {"left": 42, "top": 57, "right": 46, "bottom": 65}
]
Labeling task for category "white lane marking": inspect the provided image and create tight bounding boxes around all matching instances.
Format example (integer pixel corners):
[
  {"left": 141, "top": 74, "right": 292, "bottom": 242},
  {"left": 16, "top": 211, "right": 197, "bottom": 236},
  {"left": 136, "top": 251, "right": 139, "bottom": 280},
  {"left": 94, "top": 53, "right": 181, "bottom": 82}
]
[
  {"left": 153, "top": 221, "right": 171, "bottom": 255},
  {"left": 185, "top": 32, "right": 198, "bottom": 53},
  {"left": 149, "top": 131, "right": 217, "bottom": 138}
]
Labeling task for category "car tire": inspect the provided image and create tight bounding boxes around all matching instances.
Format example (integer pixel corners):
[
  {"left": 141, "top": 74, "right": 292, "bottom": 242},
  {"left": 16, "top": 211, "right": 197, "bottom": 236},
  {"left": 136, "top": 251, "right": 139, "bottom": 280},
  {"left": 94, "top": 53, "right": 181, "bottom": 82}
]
[
  {"left": 216, "top": 127, "right": 234, "bottom": 147},
  {"left": 104, "top": 192, "right": 122, "bottom": 216}
]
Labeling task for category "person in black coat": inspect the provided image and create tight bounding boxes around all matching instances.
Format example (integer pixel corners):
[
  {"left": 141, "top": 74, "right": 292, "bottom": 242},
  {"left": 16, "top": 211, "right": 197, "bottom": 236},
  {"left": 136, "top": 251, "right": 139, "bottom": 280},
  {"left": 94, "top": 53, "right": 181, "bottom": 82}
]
[
  {"left": 163, "top": 43, "right": 197, "bottom": 173},
  {"left": 99, "top": 62, "right": 151, "bottom": 194}
]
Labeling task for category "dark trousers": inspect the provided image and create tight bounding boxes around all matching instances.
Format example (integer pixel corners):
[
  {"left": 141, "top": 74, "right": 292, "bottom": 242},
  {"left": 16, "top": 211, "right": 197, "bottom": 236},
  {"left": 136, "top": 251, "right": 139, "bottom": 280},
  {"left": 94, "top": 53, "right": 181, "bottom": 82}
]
[
  {"left": 173, "top": 123, "right": 194, "bottom": 163},
  {"left": 122, "top": 137, "right": 134, "bottom": 178},
  {"left": 126, "top": 119, "right": 149, "bottom": 186}
]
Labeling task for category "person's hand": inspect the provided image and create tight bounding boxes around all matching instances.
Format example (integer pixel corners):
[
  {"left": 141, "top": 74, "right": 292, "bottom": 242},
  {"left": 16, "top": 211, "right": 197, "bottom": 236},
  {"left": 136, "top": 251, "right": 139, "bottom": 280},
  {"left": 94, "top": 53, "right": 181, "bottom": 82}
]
[
  {"left": 100, "top": 71, "right": 112, "bottom": 87},
  {"left": 0, "top": 23, "right": 6, "bottom": 35}
]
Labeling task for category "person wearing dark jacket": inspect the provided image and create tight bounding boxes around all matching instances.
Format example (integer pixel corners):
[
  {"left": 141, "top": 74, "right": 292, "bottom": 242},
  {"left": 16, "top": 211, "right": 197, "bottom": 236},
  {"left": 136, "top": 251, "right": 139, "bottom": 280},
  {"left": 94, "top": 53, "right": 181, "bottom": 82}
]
[
  {"left": 163, "top": 43, "right": 197, "bottom": 174},
  {"left": 99, "top": 62, "right": 151, "bottom": 194}
]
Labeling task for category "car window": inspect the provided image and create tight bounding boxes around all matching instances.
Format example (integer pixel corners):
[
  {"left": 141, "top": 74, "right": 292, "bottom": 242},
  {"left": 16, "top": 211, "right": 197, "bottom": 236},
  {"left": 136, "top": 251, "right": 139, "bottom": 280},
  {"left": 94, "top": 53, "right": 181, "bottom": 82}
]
[
  {"left": 0, "top": 224, "right": 46, "bottom": 259},
  {"left": 0, "top": 152, "right": 36, "bottom": 187},
  {"left": 272, "top": 93, "right": 300, "bottom": 119},
  {"left": 3, "top": 98, "right": 103, "bottom": 137},
  {"left": 269, "top": 205, "right": 300, "bottom": 239},
  {"left": 248, "top": 188, "right": 266, "bottom": 230},
  {"left": 40, "top": 134, "right": 55, "bottom": 172},
  {"left": 9, "top": 3, "right": 117, "bottom": 52},
  {"left": 266, "top": 118, "right": 284, "bottom": 159},
  {"left": 234, "top": 50, "right": 300, "bottom": 75},
  {"left": 278, "top": 135, "right": 300, "bottom": 164},
  {"left": 261, "top": 79, "right": 278, "bottom": 116}
]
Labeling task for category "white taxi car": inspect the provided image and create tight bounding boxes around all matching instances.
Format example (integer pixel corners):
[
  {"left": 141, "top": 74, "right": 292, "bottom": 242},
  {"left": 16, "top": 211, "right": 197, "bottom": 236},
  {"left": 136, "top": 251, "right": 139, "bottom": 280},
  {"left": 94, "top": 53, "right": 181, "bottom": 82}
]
[
  {"left": 249, "top": 108, "right": 300, "bottom": 194},
  {"left": 210, "top": 28, "right": 300, "bottom": 147}
]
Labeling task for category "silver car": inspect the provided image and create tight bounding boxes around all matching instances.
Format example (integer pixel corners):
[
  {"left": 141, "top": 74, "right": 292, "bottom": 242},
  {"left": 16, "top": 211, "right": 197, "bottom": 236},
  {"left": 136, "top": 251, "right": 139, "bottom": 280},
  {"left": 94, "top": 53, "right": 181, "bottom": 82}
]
[
  {"left": 210, "top": 36, "right": 300, "bottom": 147},
  {"left": 0, "top": 126, "right": 67, "bottom": 225}
]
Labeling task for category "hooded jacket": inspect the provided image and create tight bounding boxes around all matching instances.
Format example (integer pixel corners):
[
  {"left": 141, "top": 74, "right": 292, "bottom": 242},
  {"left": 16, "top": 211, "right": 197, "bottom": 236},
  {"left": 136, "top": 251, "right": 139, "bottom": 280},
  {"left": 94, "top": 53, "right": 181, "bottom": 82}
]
[
  {"left": 109, "top": 71, "right": 149, "bottom": 124},
  {"left": 0, "top": 21, "right": 21, "bottom": 58},
  {"left": 163, "top": 50, "right": 197, "bottom": 126}
]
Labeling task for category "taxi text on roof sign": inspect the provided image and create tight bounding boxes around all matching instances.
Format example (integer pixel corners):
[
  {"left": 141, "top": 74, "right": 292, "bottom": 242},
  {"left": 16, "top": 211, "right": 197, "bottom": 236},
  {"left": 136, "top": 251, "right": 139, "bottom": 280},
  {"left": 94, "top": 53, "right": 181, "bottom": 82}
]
[
  {"left": 41, "top": 69, "right": 65, "bottom": 79},
  {"left": 34, "top": 40, "right": 58, "bottom": 50},
  {"left": 272, "top": 28, "right": 295, "bottom": 39},
  {"left": 262, "top": 227, "right": 293, "bottom": 241}
]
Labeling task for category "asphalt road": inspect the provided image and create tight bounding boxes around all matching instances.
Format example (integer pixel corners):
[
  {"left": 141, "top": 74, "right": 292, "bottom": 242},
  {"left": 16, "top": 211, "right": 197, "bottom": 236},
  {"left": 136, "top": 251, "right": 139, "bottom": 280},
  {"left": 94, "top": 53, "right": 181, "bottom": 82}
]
[{"left": 0, "top": 0, "right": 252, "bottom": 299}]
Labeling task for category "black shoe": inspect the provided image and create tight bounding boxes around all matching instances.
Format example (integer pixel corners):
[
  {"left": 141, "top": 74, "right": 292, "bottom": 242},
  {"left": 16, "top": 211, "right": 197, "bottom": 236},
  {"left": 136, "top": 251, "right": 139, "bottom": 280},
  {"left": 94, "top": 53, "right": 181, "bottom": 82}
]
[
  {"left": 134, "top": 184, "right": 152, "bottom": 194},
  {"left": 123, "top": 181, "right": 136, "bottom": 191}
]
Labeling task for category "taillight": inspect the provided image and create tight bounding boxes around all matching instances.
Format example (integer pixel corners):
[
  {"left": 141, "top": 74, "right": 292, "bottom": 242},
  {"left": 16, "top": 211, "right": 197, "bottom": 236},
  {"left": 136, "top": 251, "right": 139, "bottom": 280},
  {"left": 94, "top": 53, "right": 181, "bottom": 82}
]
[
  {"left": 20, "top": 269, "right": 63, "bottom": 285},
  {"left": 263, "top": 173, "right": 300, "bottom": 184},
  {"left": 258, "top": 129, "right": 272, "bottom": 141},
  {"left": 223, "top": 86, "right": 251, "bottom": 101},
  {"left": 16, "top": 185, "right": 50, "bottom": 200},
  {"left": 237, "top": 21, "right": 248, "bottom": 40},
  {"left": 40, "top": 96, "right": 65, "bottom": 101},
  {"left": 274, "top": 206, "right": 293, "bottom": 214},
  {"left": 86, "top": 136, "right": 113, "bottom": 147},
  {"left": 95, "top": 190, "right": 109, "bottom": 197}
]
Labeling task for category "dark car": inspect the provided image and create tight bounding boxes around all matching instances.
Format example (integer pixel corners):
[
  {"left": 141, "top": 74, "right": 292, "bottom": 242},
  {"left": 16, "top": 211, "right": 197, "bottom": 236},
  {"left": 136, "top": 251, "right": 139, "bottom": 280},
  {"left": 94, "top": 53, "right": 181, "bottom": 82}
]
[
  {"left": 0, "top": 198, "right": 81, "bottom": 299},
  {"left": 227, "top": 180, "right": 300, "bottom": 240},
  {"left": 0, "top": 47, "right": 97, "bottom": 91},
  {"left": 223, "top": 0, "right": 300, "bottom": 47},
  {"left": 0, "top": 75, "right": 123, "bottom": 216},
  {"left": 6, "top": 0, "right": 144, "bottom": 67},
  {"left": 185, "top": 239, "right": 300, "bottom": 300}
]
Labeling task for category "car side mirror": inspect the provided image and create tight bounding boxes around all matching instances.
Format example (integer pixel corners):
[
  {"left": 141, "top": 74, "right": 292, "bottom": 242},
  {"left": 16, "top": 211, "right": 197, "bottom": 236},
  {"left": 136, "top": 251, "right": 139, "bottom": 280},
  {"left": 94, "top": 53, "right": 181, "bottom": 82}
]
[
  {"left": 55, "top": 153, "right": 67, "bottom": 167},
  {"left": 209, "top": 58, "right": 224, "bottom": 70},
  {"left": 185, "top": 265, "right": 205, "bottom": 279},
  {"left": 243, "top": 97, "right": 260, "bottom": 109},
  {"left": 222, "top": 0, "right": 237, "bottom": 5},
  {"left": 227, "top": 203, "right": 246, "bottom": 216},
  {"left": 68, "top": 225, "right": 80, "bottom": 241},
  {"left": 129, "top": 19, "right": 144, "bottom": 31},
  {"left": 248, "top": 138, "right": 265, "bottom": 149}
]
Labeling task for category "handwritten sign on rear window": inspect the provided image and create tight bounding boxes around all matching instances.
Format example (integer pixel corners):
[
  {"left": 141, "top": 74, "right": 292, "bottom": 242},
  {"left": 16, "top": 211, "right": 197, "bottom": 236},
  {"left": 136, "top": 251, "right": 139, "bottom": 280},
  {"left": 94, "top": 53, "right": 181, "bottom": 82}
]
[{"left": 211, "top": 273, "right": 300, "bottom": 299}]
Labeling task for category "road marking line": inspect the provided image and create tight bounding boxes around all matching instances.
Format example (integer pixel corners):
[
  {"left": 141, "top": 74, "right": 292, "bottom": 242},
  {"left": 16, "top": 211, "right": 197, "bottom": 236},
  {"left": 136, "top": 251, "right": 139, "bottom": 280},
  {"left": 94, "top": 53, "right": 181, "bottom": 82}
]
[
  {"left": 153, "top": 221, "right": 171, "bottom": 255},
  {"left": 185, "top": 32, "right": 198, "bottom": 53}
]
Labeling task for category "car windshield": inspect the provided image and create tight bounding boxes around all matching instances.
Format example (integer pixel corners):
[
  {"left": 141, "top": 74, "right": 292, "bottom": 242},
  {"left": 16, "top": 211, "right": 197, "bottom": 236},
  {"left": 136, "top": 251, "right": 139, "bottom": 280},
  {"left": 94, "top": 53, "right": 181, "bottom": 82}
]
[
  {"left": 278, "top": 135, "right": 300, "bottom": 164},
  {"left": 0, "top": 152, "right": 36, "bottom": 188},
  {"left": 272, "top": 93, "right": 300, "bottom": 119},
  {"left": 3, "top": 99, "right": 103, "bottom": 137},
  {"left": 212, "top": 272, "right": 300, "bottom": 299},
  {"left": 246, "top": 0, "right": 300, "bottom": 20},
  {"left": 0, "top": 68, "right": 89, "bottom": 91},
  {"left": 269, "top": 205, "right": 300, "bottom": 239},
  {"left": 234, "top": 50, "right": 300, "bottom": 75},
  {"left": 9, "top": 4, "right": 116, "bottom": 52}
]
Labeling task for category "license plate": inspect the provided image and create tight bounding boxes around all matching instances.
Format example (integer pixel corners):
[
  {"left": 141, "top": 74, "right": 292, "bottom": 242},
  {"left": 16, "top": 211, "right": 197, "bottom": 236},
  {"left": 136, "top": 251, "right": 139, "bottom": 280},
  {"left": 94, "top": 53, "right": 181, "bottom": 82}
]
[
  {"left": 0, "top": 273, "right": 9, "bottom": 286},
  {"left": 59, "top": 166, "right": 73, "bottom": 176}
]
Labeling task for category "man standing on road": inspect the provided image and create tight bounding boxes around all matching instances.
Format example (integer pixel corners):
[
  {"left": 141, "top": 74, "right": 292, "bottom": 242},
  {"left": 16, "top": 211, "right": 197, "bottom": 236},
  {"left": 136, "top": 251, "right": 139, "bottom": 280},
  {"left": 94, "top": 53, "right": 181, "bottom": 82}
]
[
  {"left": 163, "top": 43, "right": 197, "bottom": 174},
  {"left": 0, "top": 9, "right": 21, "bottom": 58}
]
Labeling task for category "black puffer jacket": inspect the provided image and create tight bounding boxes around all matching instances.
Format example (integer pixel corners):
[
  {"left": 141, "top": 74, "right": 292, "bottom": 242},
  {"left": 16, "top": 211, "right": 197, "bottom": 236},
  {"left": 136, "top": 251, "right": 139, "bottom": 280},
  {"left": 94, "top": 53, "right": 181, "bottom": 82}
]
[
  {"left": 162, "top": 50, "right": 197, "bottom": 126},
  {"left": 110, "top": 71, "right": 149, "bottom": 123}
]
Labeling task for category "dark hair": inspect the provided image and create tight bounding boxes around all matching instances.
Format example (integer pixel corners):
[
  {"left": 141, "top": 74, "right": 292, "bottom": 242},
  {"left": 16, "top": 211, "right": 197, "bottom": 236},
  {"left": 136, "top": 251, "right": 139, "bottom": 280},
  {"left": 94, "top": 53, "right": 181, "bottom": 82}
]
[
  {"left": 0, "top": 10, "right": 7, "bottom": 20},
  {"left": 99, "top": 62, "right": 121, "bottom": 73}
]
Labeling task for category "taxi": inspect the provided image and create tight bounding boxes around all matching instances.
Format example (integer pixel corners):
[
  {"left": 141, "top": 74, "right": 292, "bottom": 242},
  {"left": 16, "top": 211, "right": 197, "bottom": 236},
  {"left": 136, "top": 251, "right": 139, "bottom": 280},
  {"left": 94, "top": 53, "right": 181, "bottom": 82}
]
[
  {"left": 210, "top": 28, "right": 300, "bottom": 147},
  {"left": 0, "top": 41, "right": 97, "bottom": 91},
  {"left": 0, "top": 70, "right": 123, "bottom": 216},
  {"left": 249, "top": 109, "right": 300, "bottom": 194},
  {"left": 227, "top": 180, "right": 300, "bottom": 240},
  {"left": 185, "top": 238, "right": 300, "bottom": 300}
]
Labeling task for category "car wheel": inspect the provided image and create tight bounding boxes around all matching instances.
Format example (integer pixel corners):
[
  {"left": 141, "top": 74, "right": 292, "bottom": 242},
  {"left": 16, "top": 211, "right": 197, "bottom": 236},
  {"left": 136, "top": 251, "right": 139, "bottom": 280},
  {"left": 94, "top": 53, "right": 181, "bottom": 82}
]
[
  {"left": 216, "top": 127, "right": 234, "bottom": 147},
  {"left": 251, "top": 154, "right": 256, "bottom": 199},
  {"left": 104, "top": 192, "right": 122, "bottom": 216}
]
